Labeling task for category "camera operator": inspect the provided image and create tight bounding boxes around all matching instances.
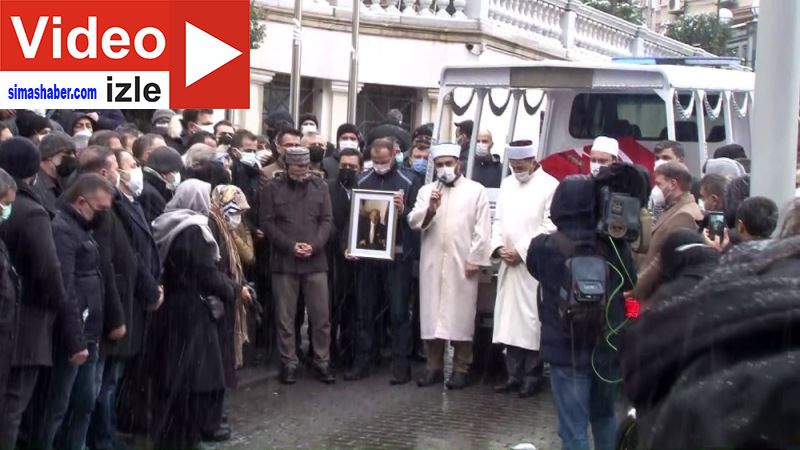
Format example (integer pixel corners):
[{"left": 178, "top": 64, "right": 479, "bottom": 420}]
[{"left": 527, "top": 175, "right": 636, "bottom": 450}]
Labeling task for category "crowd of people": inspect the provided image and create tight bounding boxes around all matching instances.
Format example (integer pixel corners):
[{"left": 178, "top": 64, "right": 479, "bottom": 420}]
[{"left": 0, "top": 107, "right": 797, "bottom": 450}]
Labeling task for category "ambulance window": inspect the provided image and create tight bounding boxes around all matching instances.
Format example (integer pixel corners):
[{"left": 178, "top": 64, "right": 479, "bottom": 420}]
[
  {"left": 569, "top": 94, "right": 667, "bottom": 141},
  {"left": 675, "top": 93, "right": 726, "bottom": 143}
]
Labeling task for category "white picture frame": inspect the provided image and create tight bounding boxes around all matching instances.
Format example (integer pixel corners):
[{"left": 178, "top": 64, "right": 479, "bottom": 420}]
[{"left": 347, "top": 189, "right": 398, "bottom": 260}]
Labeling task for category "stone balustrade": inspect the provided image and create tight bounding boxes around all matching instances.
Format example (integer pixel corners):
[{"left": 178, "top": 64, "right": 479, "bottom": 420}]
[{"left": 256, "top": 0, "right": 709, "bottom": 58}]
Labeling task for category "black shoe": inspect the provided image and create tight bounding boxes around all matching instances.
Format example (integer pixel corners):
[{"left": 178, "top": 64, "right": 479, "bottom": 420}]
[
  {"left": 416, "top": 369, "right": 444, "bottom": 387},
  {"left": 410, "top": 349, "right": 426, "bottom": 362},
  {"left": 344, "top": 366, "right": 370, "bottom": 381},
  {"left": 201, "top": 426, "right": 231, "bottom": 442},
  {"left": 446, "top": 371, "right": 468, "bottom": 390},
  {"left": 519, "top": 378, "right": 545, "bottom": 398},
  {"left": 389, "top": 368, "right": 412, "bottom": 385},
  {"left": 280, "top": 365, "right": 297, "bottom": 385},
  {"left": 493, "top": 379, "right": 521, "bottom": 393},
  {"left": 315, "top": 366, "right": 336, "bottom": 384}
]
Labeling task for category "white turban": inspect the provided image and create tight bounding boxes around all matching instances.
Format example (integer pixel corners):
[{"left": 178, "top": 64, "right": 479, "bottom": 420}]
[
  {"left": 591, "top": 136, "right": 620, "bottom": 157},
  {"left": 506, "top": 142, "right": 537, "bottom": 160},
  {"left": 431, "top": 143, "right": 461, "bottom": 160}
]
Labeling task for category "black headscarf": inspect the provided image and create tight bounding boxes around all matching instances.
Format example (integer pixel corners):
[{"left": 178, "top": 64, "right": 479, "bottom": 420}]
[{"left": 659, "top": 228, "right": 720, "bottom": 282}]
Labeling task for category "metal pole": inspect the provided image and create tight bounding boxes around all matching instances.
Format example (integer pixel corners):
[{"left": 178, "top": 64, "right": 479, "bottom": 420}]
[
  {"left": 347, "top": 0, "right": 360, "bottom": 124},
  {"left": 750, "top": 0, "right": 800, "bottom": 229},
  {"left": 465, "top": 88, "right": 487, "bottom": 180},
  {"left": 290, "top": 0, "right": 303, "bottom": 127},
  {"left": 501, "top": 90, "right": 522, "bottom": 178}
]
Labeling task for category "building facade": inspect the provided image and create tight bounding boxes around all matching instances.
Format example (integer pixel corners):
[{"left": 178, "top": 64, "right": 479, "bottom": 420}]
[{"left": 234, "top": 0, "right": 708, "bottom": 141}]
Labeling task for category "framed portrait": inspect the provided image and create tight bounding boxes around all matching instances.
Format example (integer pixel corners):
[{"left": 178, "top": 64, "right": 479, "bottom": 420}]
[{"left": 347, "top": 189, "right": 399, "bottom": 260}]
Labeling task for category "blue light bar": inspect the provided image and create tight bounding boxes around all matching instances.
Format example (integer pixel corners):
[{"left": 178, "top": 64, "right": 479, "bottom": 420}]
[{"left": 612, "top": 56, "right": 743, "bottom": 67}]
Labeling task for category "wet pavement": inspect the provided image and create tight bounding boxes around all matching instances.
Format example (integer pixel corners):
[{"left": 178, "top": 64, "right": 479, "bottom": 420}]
[{"left": 223, "top": 364, "right": 560, "bottom": 450}]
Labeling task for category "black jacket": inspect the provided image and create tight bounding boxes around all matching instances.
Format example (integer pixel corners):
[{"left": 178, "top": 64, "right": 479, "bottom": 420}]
[
  {"left": 52, "top": 205, "right": 104, "bottom": 352},
  {"left": 621, "top": 236, "right": 800, "bottom": 449},
  {"left": 356, "top": 165, "right": 420, "bottom": 261},
  {"left": 116, "top": 194, "right": 161, "bottom": 354},
  {"left": 0, "top": 237, "right": 19, "bottom": 405},
  {"left": 33, "top": 169, "right": 63, "bottom": 214},
  {"left": 140, "top": 169, "right": 172, "bottom": 224},
  {"left": 470, "top": 156, "right": 503, "bottom": 189},
  {"left": 1, "top": 182, "right": 66, "bottom": 367},
  {"left": 152, "top": 225, "right": 236, "bottom": 393}
]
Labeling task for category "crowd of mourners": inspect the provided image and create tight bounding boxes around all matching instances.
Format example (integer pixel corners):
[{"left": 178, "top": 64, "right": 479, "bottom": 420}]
[{"left": 0, "top": 107, "right": 797, "bottom": 450}]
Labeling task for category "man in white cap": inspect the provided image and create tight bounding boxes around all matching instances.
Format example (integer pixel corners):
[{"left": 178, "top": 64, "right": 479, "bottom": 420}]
[
  {"left": 490, "top": 139, "right": 559, "bottom": 398},
  {"left": 407, "top": 143, "right": 491, "bottom": 390},
  {"left": 589, "top": 136, "right": 620, "bottom": 176}
]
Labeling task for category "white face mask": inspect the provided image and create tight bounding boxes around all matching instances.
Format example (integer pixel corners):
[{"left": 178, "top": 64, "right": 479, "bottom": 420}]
[
  {"left": 167, "top": 171, "right": 181, "bottom": 191},
  {"left": 240, "top": 151, "right": 260, "bottom": 168},
  {"left": 590, "top": 162, "right": 603, "bottom": 176},
  {"left": 125, "top": 167, "right": 144, "bottom": 197},
  {"left": 301, "top": 124, "right": 317, "bottom": 135},
  {"left": 514, "top": 170, "right": 533, "bottom": 184},
  {"left": 339, "top": 140, "right": 359, "bottom": 150},
  {"left": 228, "top": 214, "right": 242, "bottom": 229},
  {"left": 197, "top": 123, "right": 214, "bottom": 134},
  {"left": 373, "top": 163, "right": 391, "bottom": 175},
  {"left": 476, "top": 143, "right": 490, "bottom": 156},
  {"left": 654, "top": 159, "right": 668, "bottom": 170},
  {"left": 437, "top": 166, "right": 457, "bottom": 184},
  {"left": 74, "top": 129, "right": 92, "bottom": 138}
]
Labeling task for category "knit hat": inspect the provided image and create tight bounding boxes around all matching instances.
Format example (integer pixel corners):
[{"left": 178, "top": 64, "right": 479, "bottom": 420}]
[
  {"left": 336, "top": 123, "right": 359, "bottom": 142},
  {"left": 299, "top": 113, "right": 319, "bottom": 128},
  {"left": 39, "top": 131, "right": 76, "bottom": 160},
  {"left": 151, "top": 109, "right": 176, "bottom": 125},
  {"left": 0, "top": 137, "right": 41, "bottom": 179},
  {"left": 15, "top": 110, "right": 51, "bottom": 138},
  {"left": 285, "top": 147, "right": 310, "bottom": 165},
  {"left": 147, "top": 146, "right": 183, "bottom": 173}
]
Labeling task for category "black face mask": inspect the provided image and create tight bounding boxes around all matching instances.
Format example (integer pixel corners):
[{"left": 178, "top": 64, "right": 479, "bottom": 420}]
[
  {"left": 338, "top": 168, "right": 357, "bottom": 187},
  {"left": 218, "top": 133, "right": 233, "bottom": 146},
  {"left": 309, "top": 146, "right": 325, "bottom": 163},
  {"left": 87, "top": 210, "right": 106, "bottom": 229},
  {"left": 57, "top": 155, "right": 79, "bottom": 178}
]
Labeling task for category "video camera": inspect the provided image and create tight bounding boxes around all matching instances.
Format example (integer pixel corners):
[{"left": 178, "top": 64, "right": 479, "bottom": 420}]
[{"left": 593, "top": 163, "right": 651, "bottom": 243}]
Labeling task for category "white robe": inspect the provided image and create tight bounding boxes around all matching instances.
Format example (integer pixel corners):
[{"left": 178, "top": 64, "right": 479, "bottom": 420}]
[
  {"left": 491, "top": 169, "right": 558, "bottom": 351},
  {"left": 408, "top": 176, "right": 492, "bottom": 341}
]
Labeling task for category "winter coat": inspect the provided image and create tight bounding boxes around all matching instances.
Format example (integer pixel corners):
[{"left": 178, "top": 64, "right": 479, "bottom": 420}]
[
  {"left": 140, "top": 170, "right": 172, "bottom": 224},
  {"left": 152, "top": 225, "right": 236, "bottom": 393},
  {"left": 356, "top": 165, "right": 420, "bottom": 261},
  {"left": 1, "top": 182, "right": 66, "bottom": 367},
  {"left": 33, "top": 169, "right": 62, "bottom": 214},
  {"left": 621, "top": 236, "right": 800, "bottom": 449},
  {"left": 0, "top": 238, "right": 19, "bottom": 410},
  {"left": 470, "top": 156, "right": 503, "bottom": 189},
  {"left": 51, "top": 206, "right": 104, "bottom": 352},
  {"left": 259, "top": 173, "right": 333, "bottom": 275}
]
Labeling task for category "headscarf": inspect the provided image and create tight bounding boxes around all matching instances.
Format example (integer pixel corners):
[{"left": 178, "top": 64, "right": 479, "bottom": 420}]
[
  {"left": 703, "top": 157, "right": 746, "bottom": 180},
  {"left": 659, "top": 228, "right": 720, "bottom": 282},
  {"left": 152, "top": 179, "right": 219, "bottom": 263},
  {"left": 209, "top": 185, "right": 250, "bottom": 284}
]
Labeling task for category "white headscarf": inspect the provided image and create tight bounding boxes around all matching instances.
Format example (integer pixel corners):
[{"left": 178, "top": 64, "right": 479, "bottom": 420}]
[{"left": 152, "top": 179, "right": 220, "bottom": 263}]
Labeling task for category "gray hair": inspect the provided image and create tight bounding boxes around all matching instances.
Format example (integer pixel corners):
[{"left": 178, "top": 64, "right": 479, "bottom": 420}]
[{"left": 0, "top": 169, "right": 17, "bottom": 198}]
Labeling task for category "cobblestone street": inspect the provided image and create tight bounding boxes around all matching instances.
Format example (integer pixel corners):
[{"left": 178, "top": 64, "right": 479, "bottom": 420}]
[{"left": 223, "top": 365, "right": 559, "bottom": 450}]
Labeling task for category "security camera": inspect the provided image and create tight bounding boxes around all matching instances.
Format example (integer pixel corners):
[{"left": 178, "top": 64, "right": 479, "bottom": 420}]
[{"left": 465, "top": 43, "right": 484, "bottom": 56}]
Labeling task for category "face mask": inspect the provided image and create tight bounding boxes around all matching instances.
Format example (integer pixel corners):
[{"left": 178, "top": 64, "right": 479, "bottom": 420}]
[
  {"left": 167, "top": 172, "right": 181, "bottom": 191},
  {"left": 74, "top": 129, "right": 92, "bottom": 138},
  {"left": 514, "top": 170, "right": 533, "bottom": 184},
  {"left": 111, "top": 171, "right": 120, "bottom": 190},
  {"left": 0, "top": 204, "right": 12, "bottom": 223},
  {"left": 411, "top": 158, "right": 428, "bottom": 174},
  {"left": 228, "top": 214, "right": 242, "bottom": 229},
  {"left": 301, "top": 124, "right": 317, "bottom": 135},
  {"left": 373, "top": 163, "right": 391, "bottom": 175},
  {"left": 395, "top": 153, "right": 404, "bottom": 165},
  {"left": 363, "top": 160, "right": 373, "bottom": 171},
  {"left": 124, "top": 167, "right": 144, "bottom": 197},
  {"left": 197, "top": 124, "right": 214, "bottom": 134},
  {"left": 590, "top": 162, "right": 603, "bottom": 176},
  {"left": 56, "top": 155, "right": 79, "bottom": 178},
  {"left": 476, "top": 143, "right": 490, "bottom": 156},
  {"left": 217, "top": 133, "right": 233, "bottom": 146},
  {"left": 309, "top": 147, "right": 325, "bottom": 164},
  {"left": 256, "top": 149, "right": 272, "bottom": 162},
  {"left": 240, "top": 151, "right": 260, "bottom": 168},
  {"left": 82, "top": 203, "right": 106, "bottom": 229},
  {"left": 339, "top": 140, "right": 359, "bottom": 150},
  {"left": 153, "top": 122, "right": 169, "bottom": 130},
  {"left": 437, "top": 166, "right": 457, "bottom": 184},
  {"left": 338, "top": 168, "right": 357, "bottom": 187},
  {"left": 654, "top": 159, "right": 667, "bottom": 170}
]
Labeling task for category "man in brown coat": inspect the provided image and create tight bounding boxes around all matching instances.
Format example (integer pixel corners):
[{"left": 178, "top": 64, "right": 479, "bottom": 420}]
[
  {"left": 259, "top": 146, "right": 335, "bottom": 385},
  {"left": 259, "top": 128, "right": 302, "bottom": 186},
  {"left": 632, "top": 162, "right": 703, "bottom": 304}
]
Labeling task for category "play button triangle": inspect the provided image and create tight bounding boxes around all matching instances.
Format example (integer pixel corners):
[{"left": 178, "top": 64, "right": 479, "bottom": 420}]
[{"left": 185, "top": 21, "right": 243, "bottom": 87}]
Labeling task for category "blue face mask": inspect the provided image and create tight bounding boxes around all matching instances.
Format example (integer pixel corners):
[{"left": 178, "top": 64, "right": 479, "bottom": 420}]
[
  {"left": 411, "top": 158, "right": 428, "bottom": 174},
  {"left": 395, "top": 152, "right": 404, "bottom": 165},
  {"left": 0, "top": 204, "right": 11, "bottom": 223}
]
